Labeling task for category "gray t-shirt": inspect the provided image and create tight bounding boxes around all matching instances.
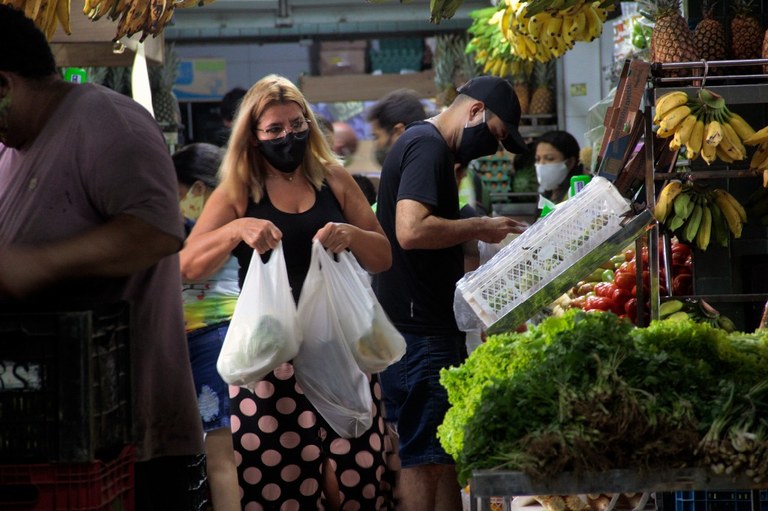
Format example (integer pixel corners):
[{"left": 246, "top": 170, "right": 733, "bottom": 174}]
[{"left": 0, "top": 83, "right": 203, "bottom": 461}]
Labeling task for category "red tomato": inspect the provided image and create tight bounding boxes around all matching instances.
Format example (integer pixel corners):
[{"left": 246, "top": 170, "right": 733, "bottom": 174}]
[
  {"left": 612, "top": 288, "right": 632, "bottom": 306},
  {"left": 672, "top": 274, "right": 693, "bottom": 295},
  {"left": 671, "top": 241, "right": 691, "bottom": 259},
  {"left": 594, "top": 282, "right": 617, "bottom": 298},
  {"left": 624, "top": 248, "right": 636, "bottom": 261},
  {"left": 624, "top": 298, "right": 638, "bottom": 322},
  {"left": 618, "top": 260, "right": 636, "bottom": 274},
  {"left": 585, "top": 295, "right": 612, "bottom": 311},
  {"left": 614, "top": 272, "right": 635, "bottom": 291}
]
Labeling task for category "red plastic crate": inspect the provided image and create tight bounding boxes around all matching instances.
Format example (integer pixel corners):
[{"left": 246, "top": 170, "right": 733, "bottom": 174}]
[{"left": 0, "top": 444, "right": 134, "bottom": 510}]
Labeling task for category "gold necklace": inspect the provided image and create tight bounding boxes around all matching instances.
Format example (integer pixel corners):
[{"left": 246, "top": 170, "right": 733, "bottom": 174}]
[{"left": 270, "top": 170, "right": 297, "bottom": 182}]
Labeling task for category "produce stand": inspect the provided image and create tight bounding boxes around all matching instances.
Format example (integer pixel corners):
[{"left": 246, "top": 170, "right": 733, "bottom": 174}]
[{"left": 469, "top": 469, "right": 767, "bottom": 511}]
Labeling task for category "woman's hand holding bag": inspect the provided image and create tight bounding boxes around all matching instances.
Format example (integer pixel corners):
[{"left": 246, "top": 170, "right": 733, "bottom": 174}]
[{"left": 216, "top": 242, "right": 301, "bottom": 388}]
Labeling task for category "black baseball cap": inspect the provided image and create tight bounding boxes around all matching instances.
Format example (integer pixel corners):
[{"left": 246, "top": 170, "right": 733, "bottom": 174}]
[{"left": 457, "top": 76, "right": 527, "bottom": 154}]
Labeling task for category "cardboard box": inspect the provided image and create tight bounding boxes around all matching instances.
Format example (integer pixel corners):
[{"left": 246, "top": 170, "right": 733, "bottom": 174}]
[{"left": 319, "top": 41, "right": 367, "bottom": 75}]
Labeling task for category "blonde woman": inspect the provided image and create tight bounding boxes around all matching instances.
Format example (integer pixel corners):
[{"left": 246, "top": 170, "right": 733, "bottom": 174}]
[{"left": 180, "top": 75, "right": 393, "bottom": 510}]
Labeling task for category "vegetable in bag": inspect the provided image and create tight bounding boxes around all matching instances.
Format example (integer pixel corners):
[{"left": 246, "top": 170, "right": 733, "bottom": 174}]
[{"left": 216, "top": 242, "right": 301, "bottom": 388}]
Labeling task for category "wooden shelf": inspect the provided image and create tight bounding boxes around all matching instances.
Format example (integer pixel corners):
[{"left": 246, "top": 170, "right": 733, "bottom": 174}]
[{"left": 298, "top": 69, "right": 436, "bottom": 103}]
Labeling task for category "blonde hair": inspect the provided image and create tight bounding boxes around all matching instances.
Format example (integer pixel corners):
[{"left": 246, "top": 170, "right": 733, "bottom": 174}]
[{"left": 218, "top": 74, "right": 341, "bottom": 204}]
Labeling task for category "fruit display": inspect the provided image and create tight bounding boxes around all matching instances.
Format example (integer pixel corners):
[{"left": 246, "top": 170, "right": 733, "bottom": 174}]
[
  {"left": 730, "top": 0, "right": 763, "bottom": 61},
  {"left": 1, "top": 0, "right": 215, "bottom": 42},
  {"left": 657, "top": 297, "right": 737, "bottom": 332},
  {"left": 653, "top": 180, "right": 747, "bottom": 249},
  {"left": 465, "top": 0, "right": 614, "bottom": 76},
  {"left": 552, "top": 240, "right": 694, "bottom": 325},
  {"left": 652, "top": 89, "right": 757, "bottom": 166}
]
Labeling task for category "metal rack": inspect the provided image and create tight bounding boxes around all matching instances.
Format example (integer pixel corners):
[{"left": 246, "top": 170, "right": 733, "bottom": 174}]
[{"left": 642, "top": 59, "right": 768, "bottom": 326}]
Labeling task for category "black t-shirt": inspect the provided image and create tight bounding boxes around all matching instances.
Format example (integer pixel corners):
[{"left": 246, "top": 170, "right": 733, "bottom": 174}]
[
  {"left": 372, "top": 121, "right": 464, "bottom": 335},
  {"left": 232, "top": 182, "right": 345, "bottom": 303}
]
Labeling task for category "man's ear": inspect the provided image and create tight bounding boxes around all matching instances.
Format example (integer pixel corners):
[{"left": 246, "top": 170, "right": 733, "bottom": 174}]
[{"left": 391, "top": 122, "right": 406, "bottom": 137}]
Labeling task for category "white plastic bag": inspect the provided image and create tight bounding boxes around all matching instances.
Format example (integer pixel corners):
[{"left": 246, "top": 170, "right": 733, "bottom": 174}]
[
  {"left": 293, "top": 241, "right": 374, "bottom": 438},
  {"left": 216, "top": 242, "right": 301, "bottom": 388},
  {"left": 327, "top": 249, "right": 406, "bottom": 374}
]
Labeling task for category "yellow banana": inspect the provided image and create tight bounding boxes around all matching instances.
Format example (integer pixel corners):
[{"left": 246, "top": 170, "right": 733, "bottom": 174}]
[
  {"left": 654, "top": 91, "right": 689, "bottom": 123},
  {"left": 701, "top": 138, "right": 717, "bottom": 165},
  {"left": 712, "top": 190, "right": 744, "bottom": 238},
  {"left": 25, "top": 0, "right": 43, "bottom": 20},
  {"left": 726, "top": 113, "right": 755, "bottom": 142},
  {"left": 527, "top": 11, "right": 550, "bottom": 43},
  {"left": 675, "top": 114, "right": 698, "bottom": 147},
  {"left": 704, "top": 120, "right": 723, "bottom": 146},
  {"left": 582, "top": 3, "right": 602, "bottom": 41},
  {"left": 743, "top": 125, "right": 768, "bottom": 146},
  {"left": 653, "top": 179, "right": 684, "bottom": 223},
  {"left": 750, "top": 142, "right": 768, "bottom": 170},
  {"left": 712, "top": 188, "right": 747, "bottom": 223},
  {"left": 658, "top": 104, "right": 692, "bottom": 133},
  {"left": 720, "top": 121, "right": 746, "bottom": 160},
  {"left": 570, "top": 9, "right": 586, "bottom": 40},
  {"left": 55, "top": 0, "right": 71, "bottom": 35},
  {"left": 716, "top": 145, "right": 735, "bottom": 164},
  {"left": 685, "top": 119, "right": 705, "bottom": 161},
  {"left": 696, "top": 202, "right": 712, "bottom": 251}
]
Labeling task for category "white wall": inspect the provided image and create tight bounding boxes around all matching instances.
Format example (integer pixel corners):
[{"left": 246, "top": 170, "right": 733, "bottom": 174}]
[
  {"left": 557, "top": 26, "right": 615, "bottom": 150},
  {"left": 174, "top": 42, "right": 312, "bottom": 92}
]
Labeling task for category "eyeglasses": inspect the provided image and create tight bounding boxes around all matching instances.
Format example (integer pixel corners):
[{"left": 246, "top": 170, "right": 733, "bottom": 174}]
[{"left": 254, "top": 118, "right": 311, "bottom": 141}]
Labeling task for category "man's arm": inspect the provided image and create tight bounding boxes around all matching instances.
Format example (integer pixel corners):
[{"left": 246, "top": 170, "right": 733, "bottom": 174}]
[
  {"left": 0, "top": 214, "right": 181, "bottom": 298},
  {"left": 395, "top": 199, "right": 526, "bottom": 250}
]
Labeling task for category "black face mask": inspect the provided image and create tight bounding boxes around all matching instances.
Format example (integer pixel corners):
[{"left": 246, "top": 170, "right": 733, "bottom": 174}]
[
  {"left": 455, "top": 112, "right": 500, "bottom": 166},
  {"left": 258, "top": 132, "right": 308, "bottom": 173}
]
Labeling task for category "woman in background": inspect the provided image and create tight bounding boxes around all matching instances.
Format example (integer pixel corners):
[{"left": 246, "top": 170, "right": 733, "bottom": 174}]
[
  {"left": 175, "top": 143, "right": 241, "bottom": 511},
  {"left": 534, "top": 130, "right": 584, "bottom": 204}
]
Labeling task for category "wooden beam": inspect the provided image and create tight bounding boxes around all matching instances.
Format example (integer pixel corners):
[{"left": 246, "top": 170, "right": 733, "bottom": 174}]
[{"left": 299, "top": 69, "right": 437, "bottom": 103}]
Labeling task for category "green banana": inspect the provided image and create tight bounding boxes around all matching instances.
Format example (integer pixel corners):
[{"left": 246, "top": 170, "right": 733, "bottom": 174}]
[
  {"left": 695, "top": 203, "right": 712, "bottom": 251},
  {"left": 709, "top": 202, "right": 729, "bottom": 248},
  {"left": 673, "top": 192, "right": 693, "bottom": 221},
  {"left": 683, "top": 202, "right": 703, "bottom": 243},
  {"left": 659, "top": 299, "right": 685, "bottom": 318}
]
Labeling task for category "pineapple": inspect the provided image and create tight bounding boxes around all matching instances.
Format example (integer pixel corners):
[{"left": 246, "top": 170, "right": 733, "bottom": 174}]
[
  {"left": 763, "top": 28, "right": 768, "bottom": 73},
  {"left": 149, "top": 44, "right": 181, "bottom": 130},
  {"left": 730, "top": 0, "right": 763, "bottom": 61},
  {"left": 511, "top": 61, "right": 533, "bottom": 116},
  {"left": 639, "top": 0, "right": 698, "bottom": 75},
  {"left": 529, "top": 61, "right": 555, "bottom": 116},
  {"left": 693, "top": 0, "right": 727, "bottom": 62}
]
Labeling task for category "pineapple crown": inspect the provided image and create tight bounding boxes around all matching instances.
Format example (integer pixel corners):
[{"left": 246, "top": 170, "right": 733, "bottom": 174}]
[
  {"left": 638, "top": 0, "right": 682, "bottom": 22},
  {"left": 732, "top": 0, "right": 756, "bottom": 16}
]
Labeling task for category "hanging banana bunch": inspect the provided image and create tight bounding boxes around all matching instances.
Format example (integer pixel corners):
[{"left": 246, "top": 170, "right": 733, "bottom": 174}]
[
  {"left": 465, "top": 0, "right": 615, "bottom": 75},
  {"left": 653, "top": 180, "right": 747, "bottom": 250},
  {"left": 1, "top": 0, "right": 72, "bottom": 40},
  {"left": 2, "top": 0, "right": 215, "bottom": 42}
]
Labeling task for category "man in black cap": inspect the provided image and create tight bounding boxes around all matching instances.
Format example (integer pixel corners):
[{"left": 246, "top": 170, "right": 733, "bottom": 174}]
[{"left": 372, "top": 76, "right": 528, "bottom": 511}]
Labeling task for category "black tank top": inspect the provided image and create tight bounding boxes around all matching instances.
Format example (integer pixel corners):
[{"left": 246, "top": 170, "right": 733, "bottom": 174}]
[{"left": 232, "top": 182, "right": 345, "bottom": 303}]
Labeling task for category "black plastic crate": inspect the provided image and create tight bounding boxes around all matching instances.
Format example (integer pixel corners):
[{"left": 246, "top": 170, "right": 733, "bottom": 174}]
[
  {"left": 675, "top": 490, "right": 768, "bottom": 511},
  {"left": 0, "top": 303, "right": 132, "bottom": 463}
]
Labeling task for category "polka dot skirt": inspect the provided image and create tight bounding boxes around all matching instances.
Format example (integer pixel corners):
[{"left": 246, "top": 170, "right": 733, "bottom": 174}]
[{"left": 230, "top": 362, "right": 395, "bottom": 510}]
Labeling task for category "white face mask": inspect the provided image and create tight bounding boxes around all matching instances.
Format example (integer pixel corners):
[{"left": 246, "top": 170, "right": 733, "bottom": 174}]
[{"left": 535, "top": 162, "right": 570, "bottom": 193}]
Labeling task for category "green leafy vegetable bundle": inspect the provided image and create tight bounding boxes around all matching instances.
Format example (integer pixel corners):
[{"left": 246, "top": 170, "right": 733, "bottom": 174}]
[{"left": 438, "top": 309, "right": 768, "bottom": 484}]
